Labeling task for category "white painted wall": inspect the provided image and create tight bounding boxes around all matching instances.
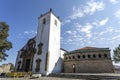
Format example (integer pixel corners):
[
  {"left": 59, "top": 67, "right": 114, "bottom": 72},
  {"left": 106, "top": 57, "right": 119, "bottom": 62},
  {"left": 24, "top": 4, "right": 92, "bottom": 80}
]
[
  {"left": 32, "top": 13, "right": 50, "bottom": 75},
  {"left": 47, "top": 13, "right": 61, "bottom": 74},
  {"left": 15, "top": 11, "right": 64, "bottom": 75}
]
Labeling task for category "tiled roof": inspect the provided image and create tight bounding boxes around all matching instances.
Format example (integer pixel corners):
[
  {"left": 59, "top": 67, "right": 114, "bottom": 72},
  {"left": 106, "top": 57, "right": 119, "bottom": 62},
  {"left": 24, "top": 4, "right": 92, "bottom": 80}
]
[
  {"left": 79, "top": 46, "right": 106, "bottom": 50},
  {"left": 64, "top": 46, "right": 110, "bottom": 55}
]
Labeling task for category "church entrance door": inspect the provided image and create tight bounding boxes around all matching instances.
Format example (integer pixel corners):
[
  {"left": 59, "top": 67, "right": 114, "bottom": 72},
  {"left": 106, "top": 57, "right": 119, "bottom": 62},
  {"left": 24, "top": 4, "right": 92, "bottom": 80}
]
[{"left": 25, "top": 59, "right": 31, "bottom": 72}]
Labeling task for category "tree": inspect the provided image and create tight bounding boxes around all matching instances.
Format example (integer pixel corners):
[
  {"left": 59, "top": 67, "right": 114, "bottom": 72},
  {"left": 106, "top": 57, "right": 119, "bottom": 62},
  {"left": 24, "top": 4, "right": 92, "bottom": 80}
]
[
  {"left": 10, "top": 63, "right": 14, "bottom": 71},
  {"left": 0, "top": 22, "right": 12, "bottom": 61},
  {"left": 113, "top": 44, "right": 120, "bottom": 63}
]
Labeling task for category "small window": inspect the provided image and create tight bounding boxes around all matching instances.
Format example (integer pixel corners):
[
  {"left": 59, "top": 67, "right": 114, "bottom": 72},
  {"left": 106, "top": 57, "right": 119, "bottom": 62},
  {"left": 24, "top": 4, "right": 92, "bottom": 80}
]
[
  {"left": 98, "top": 54, "right": 101, "bottom": 58},
  {"left": 83, "top": 55, "right": 85, "bottom": 58},
  {"left": 73, "top": 56, "right": 75, "bottom": 59},
  {"left": 43, "top": 18, "right": 46, "bottom": 24},
  {"left": 65, "top": 57, "right": 67, "bottom": 60},
  {"left": 78, "top": 55, "right": 80, "bottom": 59},
  {"left": 69, "top": 56, "right": 71, "bottom": 59},
  {"left": 93, "top": 54, "right": 96, "bottom": 58},
  {"left": 88, "top": 55, "right": 91, "bottom": 58},
  {"left": 38, "top": 43, "right": 43, "bottom": 55},
  {"left": 104, "top": 54, "right": 107, "bottom": 57},
  {"left": 55, "top": 20, "right": 57, "bottom": 26}
]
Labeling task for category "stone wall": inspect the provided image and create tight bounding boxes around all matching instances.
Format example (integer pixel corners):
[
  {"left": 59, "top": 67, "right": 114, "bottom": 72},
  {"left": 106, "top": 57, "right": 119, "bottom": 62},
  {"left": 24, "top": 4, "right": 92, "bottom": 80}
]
[
  {"left": 0, "top": 63, "right": 11, "bottom": 74},
  {"left": 64, "top": 59, "right": 114, "bottom": 73}
]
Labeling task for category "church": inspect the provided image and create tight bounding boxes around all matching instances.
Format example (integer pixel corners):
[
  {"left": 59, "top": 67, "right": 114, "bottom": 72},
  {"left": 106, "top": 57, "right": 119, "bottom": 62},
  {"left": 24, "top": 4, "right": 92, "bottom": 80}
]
[{"left": 15, "top": 9, "right": 114, "bottom": 75}]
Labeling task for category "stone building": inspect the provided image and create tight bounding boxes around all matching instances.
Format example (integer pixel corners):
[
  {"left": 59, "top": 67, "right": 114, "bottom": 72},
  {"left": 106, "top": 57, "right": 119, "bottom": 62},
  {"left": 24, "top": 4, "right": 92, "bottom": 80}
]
[
  {"left": 64, "top": 47, "right": 114, "bottom": 73},
  {"left": 0, "top": 63, "right": 12, "bottom": 74},
  {"left": 15, "top": 9, "right": 67, "bottom": 75}
]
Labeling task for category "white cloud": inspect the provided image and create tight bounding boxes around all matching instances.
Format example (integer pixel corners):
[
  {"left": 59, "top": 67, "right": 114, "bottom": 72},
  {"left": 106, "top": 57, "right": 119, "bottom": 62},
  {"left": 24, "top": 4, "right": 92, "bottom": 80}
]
[
  {"left": 112, "top": 35, "right": 120, "bottom": 40},
  {"left": 63, "top": 0, "right": 105, "bottom": 25},
  {"left": 81, "top": 23, "right": 93, "bottom": 38},
  {"left": 65, "top": 30, "right": 72, "bottom": 34},
  {"left": 115, "top": 9, "right": 120, "bottom": 18},
  {"left": 69, "top": 0, "right": 105, "bottom": 20},
  {"left": 110, "top": 0, "right": 119, "bottom": 4},
  {"left": 84, "top": 0, "right": 105, "bottom": 15},
  {"left": 81, "top": 23, "right": 93, "bottom": 34},
  {"left": 69, "top": 6, "right": 84, "bottom": 20},
  {"left": 99, "top": 17, "right": 109, "bottom": 26},
  {"left": 23, "top": 30, "right": 37, "bottom": 38},
  {"left": 99, "top": 27, "right": 113, "bottom": 35}
]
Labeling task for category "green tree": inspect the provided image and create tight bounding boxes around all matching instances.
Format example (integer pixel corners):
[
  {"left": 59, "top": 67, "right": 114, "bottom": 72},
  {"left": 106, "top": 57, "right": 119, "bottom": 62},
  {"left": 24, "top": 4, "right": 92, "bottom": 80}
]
[
  {"left": 10, "top": 63, "right": 14, "bottom": 71},
  {"left": 0, "top": 22, "right": 12, "bottom": 61},
  {"left": 113, "top": 44, "right": 120, "bottom": 63}
]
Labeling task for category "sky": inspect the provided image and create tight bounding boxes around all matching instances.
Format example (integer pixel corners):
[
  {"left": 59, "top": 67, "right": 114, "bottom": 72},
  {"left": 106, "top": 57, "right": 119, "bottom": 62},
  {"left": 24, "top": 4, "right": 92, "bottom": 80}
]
[{"left": 0, "top": 0, "right": 120, "bottom": 65}]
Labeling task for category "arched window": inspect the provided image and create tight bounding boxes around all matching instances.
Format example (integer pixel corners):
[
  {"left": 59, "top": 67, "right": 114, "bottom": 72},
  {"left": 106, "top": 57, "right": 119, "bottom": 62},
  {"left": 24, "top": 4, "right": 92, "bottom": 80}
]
[
  {"left": 88, "top": 55, "right": 91, "bottom": 58},
  {"left": 98, "top": 54, "right": 102, "bottom": 58},
  {"left": 93, "top": 54, "right": 96, "bottom": 58},
  {"left": 35, "top": 59, "right": 41, "bottom": 72},
  {"left": 65, "top": 57, "right": 67, "bottom": 60},
  {"left": 78, "top": 55, "right": 80, "bottom": 59},
  {"left": 72, "top": 56, "right": 75, "bottom": 59},
  {"left": 104, "top": 54, "right": 107, "bottom": 58},
  {"left": 69, "top": 56, "right": 71, "bottom": 59},
  {"left": 38, "top": 43, "right": 43, "bottom": 55},
  {"left": 83, "top": 55, "right": 85, "bottom": 58}
]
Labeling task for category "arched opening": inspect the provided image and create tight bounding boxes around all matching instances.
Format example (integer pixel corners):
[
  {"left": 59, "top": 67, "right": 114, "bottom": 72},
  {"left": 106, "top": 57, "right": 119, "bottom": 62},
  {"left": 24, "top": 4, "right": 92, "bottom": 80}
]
[
  {"left": 93, "top": 54, "right": 96, "bottom": 58},
  {"left": 88, "top": 55, "right": 91, "bottom": 58},
  {"left": 72, "top": 64, "right": 76, "bottom": 73}
]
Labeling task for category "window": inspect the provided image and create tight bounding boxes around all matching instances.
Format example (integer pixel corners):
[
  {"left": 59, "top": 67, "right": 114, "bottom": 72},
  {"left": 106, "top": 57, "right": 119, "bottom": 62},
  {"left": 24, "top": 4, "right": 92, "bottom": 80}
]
[
  {"left": 69, "top": 56, "right": 71, "bottom": 59},
  {"left": 93, "top": 54, "right": 96, "bottom": 58},
  {"left": 38, "top": 43, "right": 43, "bottom": 55},
  {"left": 55, "top": 20, "right": 57, "bottom": 26},
  {"left": 43, "top": 18, "right": 46, "bottom": 24},
  {"left": 83, "top": 55, "right": 85, "bottom": 58},
  {"left": 104, "top": 54, "right": 107, "bottom": 58},
  {"left": 78, "top": 55, "right": 80, "bottom": 59},
  {"left": 88, "top": 55, "right": 91, "bottom": 58},
  {"left": 65, "top": 57, "right": 67, "bottom": 60},
  {"left": 35, "top": 59, "right": 41, "bottom": 72},
  {"left": 73, "top": 56, "right": 75, "bottom": 59},
  {"left": 98, "top": 54, "right": 101, "bottom": 58}
]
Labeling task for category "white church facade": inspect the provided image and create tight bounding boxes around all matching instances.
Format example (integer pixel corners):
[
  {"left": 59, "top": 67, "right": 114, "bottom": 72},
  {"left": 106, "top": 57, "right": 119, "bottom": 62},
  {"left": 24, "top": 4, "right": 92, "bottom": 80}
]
[
  {"left": 15, "top": 9, "right": 67, "bottom": 75},
  {"left": 15, "top": 9, "right": 114, "bottom": 75}
]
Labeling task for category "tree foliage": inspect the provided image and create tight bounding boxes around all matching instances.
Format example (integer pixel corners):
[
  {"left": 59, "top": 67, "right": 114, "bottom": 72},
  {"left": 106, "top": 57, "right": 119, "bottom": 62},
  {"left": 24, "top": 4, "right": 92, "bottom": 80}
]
[
  {"left": 10, "top": 63, "right": 14, "bottom": 71},
  {"left": 113, "top": 44, "right": 120, "bottom": 63},
  {"left": 0, "top": 22, "right": 12, "bottom": 61}
]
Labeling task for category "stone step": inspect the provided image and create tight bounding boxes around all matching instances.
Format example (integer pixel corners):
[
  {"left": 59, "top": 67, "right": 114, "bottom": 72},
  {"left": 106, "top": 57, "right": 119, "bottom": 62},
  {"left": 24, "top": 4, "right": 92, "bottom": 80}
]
[{"left": 49, "top": 73, "right": 120, "bottom": 79}]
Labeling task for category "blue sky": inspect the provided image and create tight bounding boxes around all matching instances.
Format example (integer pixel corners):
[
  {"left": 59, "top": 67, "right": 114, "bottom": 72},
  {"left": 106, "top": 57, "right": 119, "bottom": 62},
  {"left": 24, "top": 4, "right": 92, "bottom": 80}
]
[{"left": 1, "top": 0, "right": 120, "bottom": 65}]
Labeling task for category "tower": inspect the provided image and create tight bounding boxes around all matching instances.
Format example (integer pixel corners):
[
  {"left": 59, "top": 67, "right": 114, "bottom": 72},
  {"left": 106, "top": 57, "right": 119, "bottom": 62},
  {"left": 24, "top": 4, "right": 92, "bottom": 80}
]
[
  {"left": 32, "top": 9, "right": 61, "bottom": 75},
  {"left": 15, "top": 9, "right": 63, "bottom": 76}
]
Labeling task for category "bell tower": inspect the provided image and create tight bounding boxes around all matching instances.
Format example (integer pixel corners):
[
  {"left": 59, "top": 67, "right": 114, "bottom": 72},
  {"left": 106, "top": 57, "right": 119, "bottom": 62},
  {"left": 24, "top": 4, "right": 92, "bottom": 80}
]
[{"left": 32, "top": 9, "right": 61, "bottom": 75}]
